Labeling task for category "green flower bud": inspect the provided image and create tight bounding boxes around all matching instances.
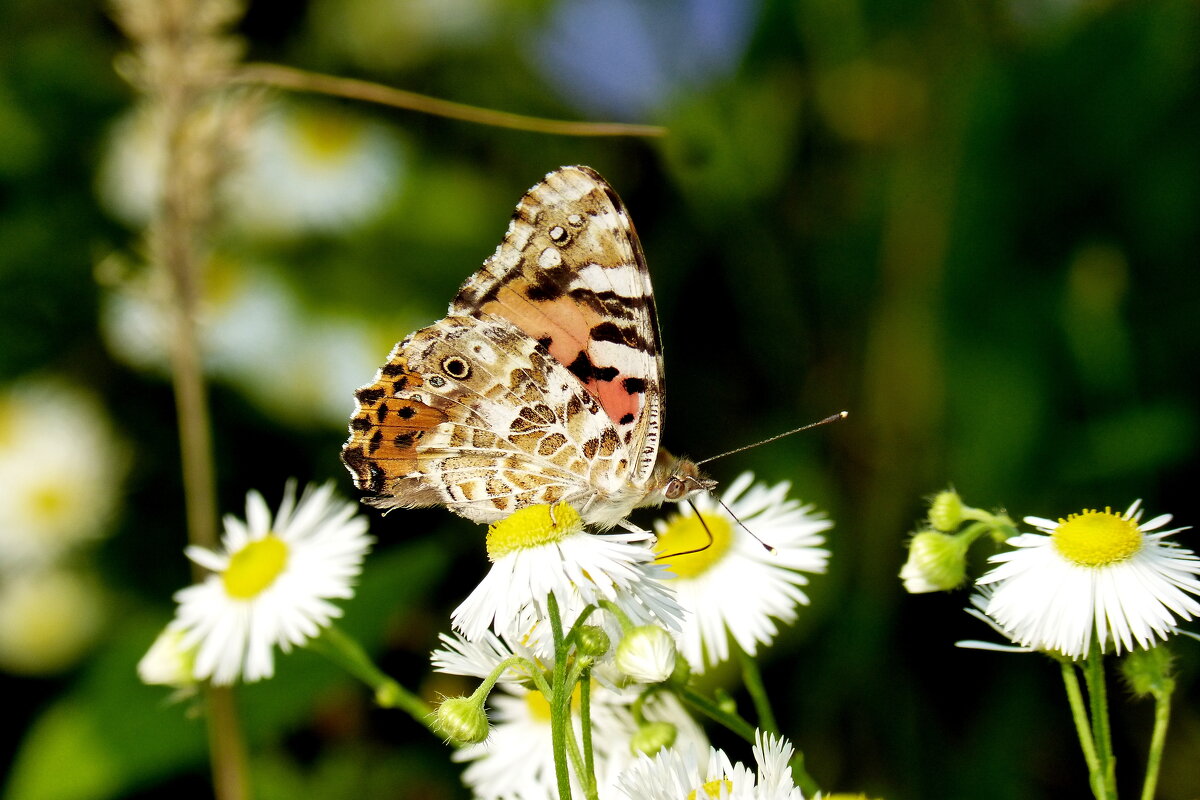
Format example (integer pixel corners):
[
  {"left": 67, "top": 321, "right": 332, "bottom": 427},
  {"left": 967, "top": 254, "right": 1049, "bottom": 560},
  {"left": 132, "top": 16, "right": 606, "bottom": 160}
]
[
  {"left": 629, "top": 720, "right": 677, "bottom": 756},
  {"left": 1120, "top": 645, "right": 1175, "bottom": 698},
  {"left": 928, "top": 489, "right": 965, "bottom": 532},
  {"left": 575, "top": 625, "right": 611, "bottom": 658},
  {"left": 900, "top": 530, "right": 968, "bottom": 593},
  {"left": 436, "top": 695, "right": 490, "bottom": 745}
]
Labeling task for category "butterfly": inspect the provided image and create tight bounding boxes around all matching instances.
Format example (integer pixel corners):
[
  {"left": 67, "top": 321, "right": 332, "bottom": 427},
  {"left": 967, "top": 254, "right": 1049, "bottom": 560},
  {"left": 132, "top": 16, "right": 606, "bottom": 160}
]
[{"left": 341, "top": 166, "right": 715, "bottom": 530}]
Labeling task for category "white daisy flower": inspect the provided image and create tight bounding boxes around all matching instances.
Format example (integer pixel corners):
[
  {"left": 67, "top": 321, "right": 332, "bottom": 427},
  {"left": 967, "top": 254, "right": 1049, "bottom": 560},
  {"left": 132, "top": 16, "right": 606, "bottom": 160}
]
[
  {"left": 0, "top": 377, "right": 127, "bottom": 567},
  {"left": 170, "top": 482, "right": 372, "bottom": 685},
  {"left": 617, "top": 729, "right": 804, "bottom": 800},
  {"left": 455, "top": 679, "right": 708, "bottom": 800},
  {"left": 452, "top": 503, "right": 682, "bottom": 653},
  {"left": 973, "top": 500, "right": 1200, "bottom": 659},
  {"left": 225, "top": 103, "right": 404, "bottom": 236},
  {"left": 654, "top": 473, "right": 831, "bottom": 671}
]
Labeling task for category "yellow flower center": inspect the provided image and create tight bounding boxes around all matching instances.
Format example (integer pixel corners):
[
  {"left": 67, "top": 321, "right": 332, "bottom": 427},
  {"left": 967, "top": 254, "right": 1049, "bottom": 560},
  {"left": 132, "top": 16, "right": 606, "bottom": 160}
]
[
  {"left": 1051, "top": 508, "right": 1142, "bottom": 567},
  {"left": 486, "top": 503, "right": 582, "bottom": 561},
  {"left": 28, "top": 484, "right": 70, "bottom": 525},
  {"left": 222, "top": 534, "right": 289, "bottom": 599},
  {"left": 294, "top": 111, "right": 362, "bottom": 164},
  {"left": 689, "top": 779, "right": 734, "bottom": 799},
  {"left": 523, "top": 683, "right": 584, "bottom": 722},
  {"left": 655, "top": 512, "right": 732, "bottom": 579}
]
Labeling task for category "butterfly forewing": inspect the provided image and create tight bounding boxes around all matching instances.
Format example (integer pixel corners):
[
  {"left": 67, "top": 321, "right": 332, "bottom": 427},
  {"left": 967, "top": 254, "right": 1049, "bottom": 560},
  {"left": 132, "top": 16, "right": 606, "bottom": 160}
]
[{"left": 450, "top": 166, "right": 665, "bottom": 485}]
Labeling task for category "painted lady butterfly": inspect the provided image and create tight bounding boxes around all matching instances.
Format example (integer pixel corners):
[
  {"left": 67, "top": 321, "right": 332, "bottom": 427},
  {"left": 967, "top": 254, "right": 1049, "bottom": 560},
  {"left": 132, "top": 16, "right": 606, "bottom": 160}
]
[{"left": 341, "top": 166, "right": 714, "bottom": 529}]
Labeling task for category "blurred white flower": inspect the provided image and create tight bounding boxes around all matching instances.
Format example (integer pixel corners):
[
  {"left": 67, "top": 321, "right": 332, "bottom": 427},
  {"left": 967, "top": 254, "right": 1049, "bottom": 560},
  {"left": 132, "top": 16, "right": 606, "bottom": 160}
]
[
  {"left": 654, "top": 473, "right": 830, "bottom": 671},
  {"left": 170, "top": 482, "right": 372, "bottom": 685},
  {"left": 95, "top": 106, "right": 167, "bottom": 226},
  {"left": 138, "top": 628, "right": 198, "bottom": 697},
  {"left": 0, "top": 567, "right": 108, "bottom": 674},
  {"left": 226, "top": 104, "right": 404, "bottom": 236},
  {"left": 0, "top": 377, "right": 127, "bottom": 567},
  {"left": 100, "top": 259, "right": 388, "bottom": 429},
  {"left": 97, "top": 101, "right": 404, "bottom": 236}
]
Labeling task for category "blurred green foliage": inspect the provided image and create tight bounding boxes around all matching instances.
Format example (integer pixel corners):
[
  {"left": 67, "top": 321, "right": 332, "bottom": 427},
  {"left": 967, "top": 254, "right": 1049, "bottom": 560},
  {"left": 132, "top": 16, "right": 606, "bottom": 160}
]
[{"left": 1, "top": 0, "right": 1198, "bottom": 798}]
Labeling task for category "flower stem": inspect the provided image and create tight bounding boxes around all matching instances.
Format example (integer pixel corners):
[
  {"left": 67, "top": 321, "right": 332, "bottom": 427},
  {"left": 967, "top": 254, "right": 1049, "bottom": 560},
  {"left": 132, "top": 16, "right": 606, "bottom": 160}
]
[
  {"left": 232, "top": 63, "right": 667, "bottom": 138},
  {"left": 547, "top": 594, "right": 574, "bottom": 800},
  {"left": 1060, "top": 659, "right": 1102, "bottom": 796},
  {"left": 676, "top": 685, "right": 757, "bottom": 744},
  {"left": 109, "top": 1, "right": 252, "bottom": 796},
  {"left": 737, "top": 647, "right": 778, "bottom": 733},
  {"left": 1140, "top": 685, "right": 1171, "bottom": 800},
  {"left": 580, "top": 674, "right": 598, "bottom": 800},
  {"left": 312, "top": 625, "right": 435, "bottom": 732},
  {"left": 1083, "top": 652, "right": 1118, "bottom": 799}
]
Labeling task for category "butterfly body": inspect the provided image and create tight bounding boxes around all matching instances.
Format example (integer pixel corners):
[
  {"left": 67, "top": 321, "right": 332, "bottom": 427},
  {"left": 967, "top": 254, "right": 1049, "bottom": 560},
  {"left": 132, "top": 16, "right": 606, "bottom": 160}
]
[{"left": 342, "top": 166, "right": 714, "bottom": 529}]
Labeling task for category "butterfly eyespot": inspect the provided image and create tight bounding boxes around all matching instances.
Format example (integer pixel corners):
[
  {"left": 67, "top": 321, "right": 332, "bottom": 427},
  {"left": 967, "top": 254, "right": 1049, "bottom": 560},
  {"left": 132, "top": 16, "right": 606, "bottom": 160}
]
[
  {"left": 441, "top": 357, "right": 472, "bottom": 380},
  {"left": 428, "top": 375, "right": 447, "bottom": 388},
  {"left": 566, "top": 213, "right": 586, "bottom": 228},
  {"left": 548, "top": 225, "right": 570, "bottom": 245}
]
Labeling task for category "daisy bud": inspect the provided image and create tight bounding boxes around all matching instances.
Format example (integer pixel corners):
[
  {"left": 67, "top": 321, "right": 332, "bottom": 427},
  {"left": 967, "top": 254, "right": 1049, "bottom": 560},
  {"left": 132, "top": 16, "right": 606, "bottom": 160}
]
[
  {"left": 928, "top": 489, "right": 965, "bottom": 532},
  {"left": 436, "top": 696, "right": 490, "bottom": 745},
  {"left": 575, "top": 625, "right": 611, "bottom": 658},
  {"left": 615, "top": 625, "right": 676, "bottom": 684},
  {"left": 137, "top": 628, "right": 196, "bottom": 688},
  {"left": 900, "top": 530, "right": 968, "bottom": 593},
  {"left": 629, "top": 720, "right": 677, "bottom": 756},
  {"left": 1120, "top": 645, "right": 1175, "bottom": 698}
]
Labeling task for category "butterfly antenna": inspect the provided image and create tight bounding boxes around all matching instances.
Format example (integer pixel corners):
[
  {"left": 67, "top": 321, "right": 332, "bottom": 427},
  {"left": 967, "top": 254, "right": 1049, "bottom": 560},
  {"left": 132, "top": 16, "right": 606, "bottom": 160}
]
[
  {"left": 654, "top": 498, "right": 715, "bottom": 561},
  {"left": 655, "top": 497, "right": 777, "bottom": 560},
  {"left": 694, "top": 411, "right": 848, "bottom": 466},
  {"left": 714, "top": 494, "right": 777, "bottom": 554}
]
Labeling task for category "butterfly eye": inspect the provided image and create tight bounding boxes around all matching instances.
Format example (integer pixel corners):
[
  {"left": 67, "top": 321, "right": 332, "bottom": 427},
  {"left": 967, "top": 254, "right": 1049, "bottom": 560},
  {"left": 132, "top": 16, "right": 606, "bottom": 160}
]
[
  {"left": 441, "top": 357, "right": 472, "bottom": 380},
  {"left": 664, "top": 477, "right": 687, "bottom": 501}
]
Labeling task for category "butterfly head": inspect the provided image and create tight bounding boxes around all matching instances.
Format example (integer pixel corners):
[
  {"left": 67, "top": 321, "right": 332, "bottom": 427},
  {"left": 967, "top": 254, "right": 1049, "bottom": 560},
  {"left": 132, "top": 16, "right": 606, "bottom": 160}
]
[{"left": 656, "top": 452, "right": 717, "bottom": 504}]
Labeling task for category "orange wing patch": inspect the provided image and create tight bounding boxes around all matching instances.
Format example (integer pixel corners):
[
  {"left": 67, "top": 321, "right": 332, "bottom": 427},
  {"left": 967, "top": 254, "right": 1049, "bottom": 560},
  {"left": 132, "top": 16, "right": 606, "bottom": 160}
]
[{"left": 343, "top": 360, "right": 449, "bottom": 494}]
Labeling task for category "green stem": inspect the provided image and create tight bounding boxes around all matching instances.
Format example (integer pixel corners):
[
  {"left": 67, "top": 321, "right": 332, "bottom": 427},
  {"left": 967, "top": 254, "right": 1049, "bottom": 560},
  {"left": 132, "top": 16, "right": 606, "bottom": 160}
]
[
  {"left": 676, "top": 685, "right": 757, "bottom": 743},
  {"left": 311, "top": 625, "right": 435, "bottom": 732},
  {"left": 547, "top": 595, "right": 574, "bottom": 800},
  {"left": 737, "top": 647, "right": 778, "bottom": 734},
  {"left": 1060, "top": 659, "right": 1101, "bottom": 790},
  {"left": 1140, "top": 687, "right": 1171, "bottom": 800},
  {"left": 1083, "top": 651, "right": 1117, "bottom": 799},
  {"left": 580, "top": 675, "right": 597, "bottom": 800}
]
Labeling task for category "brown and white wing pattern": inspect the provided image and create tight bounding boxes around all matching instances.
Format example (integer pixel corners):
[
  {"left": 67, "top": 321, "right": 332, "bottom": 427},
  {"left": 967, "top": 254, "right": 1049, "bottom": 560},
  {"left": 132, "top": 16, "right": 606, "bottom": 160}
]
[
  {"left": 342, "top": 166, "right": 678, "bottom": 528},
  {"left": 450, "top": 166, "right": 665, "bottom": 488}
]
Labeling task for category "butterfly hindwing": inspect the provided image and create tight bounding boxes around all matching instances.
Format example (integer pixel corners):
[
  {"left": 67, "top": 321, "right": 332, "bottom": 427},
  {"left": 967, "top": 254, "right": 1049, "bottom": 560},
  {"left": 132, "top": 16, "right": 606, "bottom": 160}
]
[{"left": 343, "top": 314, "right": 636, "bottom": 523}]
